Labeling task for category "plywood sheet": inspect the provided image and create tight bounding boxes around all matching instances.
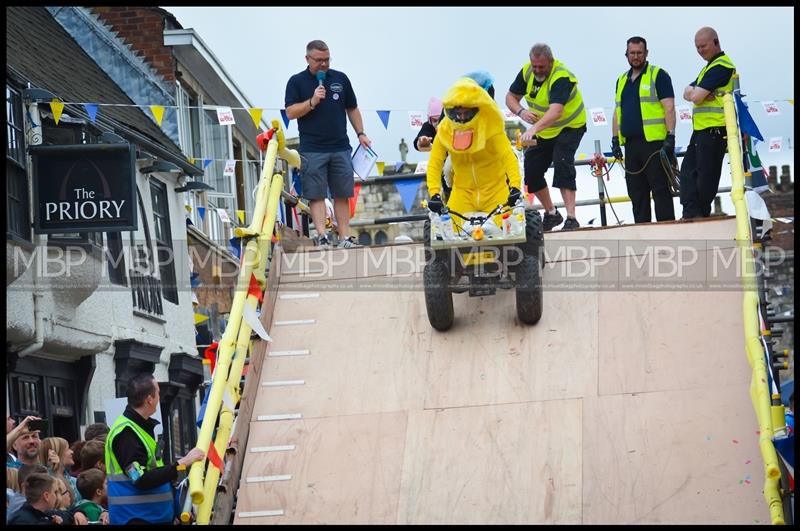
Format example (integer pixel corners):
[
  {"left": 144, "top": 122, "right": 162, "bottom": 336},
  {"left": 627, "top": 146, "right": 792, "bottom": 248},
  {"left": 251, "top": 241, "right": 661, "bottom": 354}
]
[
  {"left": 397, "top": 400, "right": 582, "bottom": 524},
  {"left": 582, "top": 385, "right": 765, "bottom": 523},
  {"left": 234, "top": 411, "right": 407, "bottom": 524},
  {"left": 598, "top": 288, "right": 748, "bottom": 395}
]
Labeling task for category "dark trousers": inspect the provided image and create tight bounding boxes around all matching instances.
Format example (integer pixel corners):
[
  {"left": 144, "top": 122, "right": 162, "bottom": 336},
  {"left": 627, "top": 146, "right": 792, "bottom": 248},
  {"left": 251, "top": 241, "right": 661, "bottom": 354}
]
[
  {"left": 623, "top": 137, "right": 675, "bottom": 223},
  {"left": 523, "top": 126, "right": 586, "bottom": 192},
  {"left": 679, "top": 127, "right": 727, "bottom": 218}
]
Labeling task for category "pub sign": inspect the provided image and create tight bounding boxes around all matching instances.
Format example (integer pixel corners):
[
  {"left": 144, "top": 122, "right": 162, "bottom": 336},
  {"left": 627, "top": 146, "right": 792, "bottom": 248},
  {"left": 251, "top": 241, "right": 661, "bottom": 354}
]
[{"left": 30, "top": 143, "right": 137, "bottom": 233}]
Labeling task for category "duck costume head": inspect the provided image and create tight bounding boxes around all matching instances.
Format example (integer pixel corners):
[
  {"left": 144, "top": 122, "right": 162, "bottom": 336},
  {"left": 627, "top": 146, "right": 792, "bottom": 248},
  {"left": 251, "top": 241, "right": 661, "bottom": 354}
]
[{"left": 438, "top": 77, "right": 505, "bottom": 154}]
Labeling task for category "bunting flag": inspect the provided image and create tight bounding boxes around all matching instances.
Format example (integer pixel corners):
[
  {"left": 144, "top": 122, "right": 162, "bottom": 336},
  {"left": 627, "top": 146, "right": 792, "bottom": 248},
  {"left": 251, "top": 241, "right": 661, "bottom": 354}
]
[
  {"left": 196, "top": 387, "right": 210, "bottom": 428},
  {"left": 188, "top": 157, "right": 196, "bottom": 165},
  {"left": 376, "top": 110, "right": 391, "bottom": 129},
  {"left": 376, "top": 161, "right": 385, "bottom": 176},
  {"left": 349, "top": 182, "right": 361, "bottom": 218},
  {"left": 50, "top": 99, "right": 64, "bottom": 125},
  {"left": 149, "top": 105, "right": 165, "bottom": 126},
  {"left": 185, "top": 204, "right": 192, "bottom": 213},
  {"left": 206, "top": 440, "right": 224, "bottom": 473},
  {"left": 83, "top": 103, "right": 99, "bottom": 123},
  {"left": 194, "top": 312, "right": 209, "bottom": 325},
  {"left": 197, "top": 206, "right": 206, "bottom": 221},
  {"left": 395, "top": 161, "right": 404, "bottom": 172},
  {"left": 746, "top": 135, "right": 769, "bottom": 192},
  {"left": 191, "top": 292, "right": 199, "bottom": 305},
  {"left": 229, "top": 236, "right": 242, "bottom": 260},
  {"left": 243, "top": 302, "right": 272, "bottom": 342},
  {"left": 203, "top": 159, "right": 213, "bottom": 169},
  {"left": 236, "top": 210, "right": 245, "bottom": 224},
  {"left": 280, "top": 109, "right": 290, "bottom": 129},
  {"left": 248, "top": 107, "right": 263, "bottom": 129},
  {"left": 204, "top": 341, "right": 219, "bottom": 375},
  {"left": 396, "top": 177, "right": 423, "bottom": 213},
  {"left": 734, "top": 92, "right": 764, "bottom": 142},
  {"left": 189, "top": 271, "right": 201, "bottom": 288},
  {"left": 247, "top": 272, "right": 264, "bottom": 303}
]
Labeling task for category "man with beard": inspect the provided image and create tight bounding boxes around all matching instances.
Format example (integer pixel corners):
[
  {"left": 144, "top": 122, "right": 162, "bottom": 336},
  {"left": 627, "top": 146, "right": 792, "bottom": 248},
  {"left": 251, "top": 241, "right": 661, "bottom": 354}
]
[
  {"left": 506, "top": 43, "right": 587, "bottom": 231},
  {"left": 611, "top": 36, "right": 677, "bottom": 223},
  {"left": 9, "top": 426, "right": 42, "bottom": 469}
]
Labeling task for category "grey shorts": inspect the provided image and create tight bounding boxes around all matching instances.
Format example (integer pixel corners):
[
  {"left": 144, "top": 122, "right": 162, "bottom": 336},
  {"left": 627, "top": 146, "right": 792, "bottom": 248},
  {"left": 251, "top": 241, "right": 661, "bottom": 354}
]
[{"left": 300, "top": 150, "right": 354, "bottom": 200}]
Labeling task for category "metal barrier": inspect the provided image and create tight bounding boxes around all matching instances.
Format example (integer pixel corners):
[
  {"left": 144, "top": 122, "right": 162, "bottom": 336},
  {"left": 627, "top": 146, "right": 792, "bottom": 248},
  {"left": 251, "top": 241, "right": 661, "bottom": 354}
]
[{"left": 723, "top": 90, "right": 786, "bottom": 525}]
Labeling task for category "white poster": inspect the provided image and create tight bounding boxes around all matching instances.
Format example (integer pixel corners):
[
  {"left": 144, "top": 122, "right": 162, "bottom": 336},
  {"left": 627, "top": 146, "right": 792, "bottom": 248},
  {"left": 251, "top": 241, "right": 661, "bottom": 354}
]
[
  {"left": 589, "top": 108, "right": 607, "bottom": 126},
  {"left": 768, "top": 137, "right": 782, "bottom": 152},
  {"left": 216, "top": 106, "right": 236, "bottom": 125},
  {"left": 677, "top": 106, "right": 693, "bottom": 123},
  {"left": 414, "top": 160, "right": 428, "bottom": 174},
  {"left": 762, "top": 101, "right": 780, "bottom": 115},
  {"left": 408, "top": 111, "right": 425, "bottom": 129},
  {"left": 503, "top": 109, "right": 520, "bottom": 121},
  {"left": 223, "top": 159, "right": 236, "bottom": 177},
  {"left": 216, "top": 208, "right": 231, "bottom": 224}
]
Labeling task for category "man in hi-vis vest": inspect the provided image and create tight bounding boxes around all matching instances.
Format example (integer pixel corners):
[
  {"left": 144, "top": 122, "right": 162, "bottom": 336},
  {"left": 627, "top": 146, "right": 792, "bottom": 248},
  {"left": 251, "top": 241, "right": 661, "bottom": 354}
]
[
  {"left": 680, "top": 27, "right": 736, "bottom": 218},
  {"left": 611, "top": 36, "right": 676, "bottom": 223},
  {"left": 507, "top": 43, "right": 587, "bottom": 231},
  {"left": 104, "top": 374, "right": 205, "bottom": 524}
]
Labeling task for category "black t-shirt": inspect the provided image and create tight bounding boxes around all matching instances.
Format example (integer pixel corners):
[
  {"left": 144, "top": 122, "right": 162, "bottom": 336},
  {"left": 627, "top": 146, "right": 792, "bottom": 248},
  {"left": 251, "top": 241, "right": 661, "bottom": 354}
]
[
  {"left": 509, "top": 70, "right": 574, "bottom": 105},
  {"left": 690, "top": 51, "right": 734, "bottom": 91},
  {"left": 618, "top": 64, "right": 675, "bottom": 139},
  {"left": 285, "top": 67, "right": 357, "bottom": 153}
]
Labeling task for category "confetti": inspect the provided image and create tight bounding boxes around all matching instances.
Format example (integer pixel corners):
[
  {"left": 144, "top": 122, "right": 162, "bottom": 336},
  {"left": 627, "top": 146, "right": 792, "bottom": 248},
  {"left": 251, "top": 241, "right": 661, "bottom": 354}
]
[
  {"left": 745, "top": 459, "right": 751, "bottom": 464},
  {"left": 705, "top": 435, "right": 712, "bottom": 441},
  {"left": 739, "top": 480, "right": 743, "bottom": 484},
  {"left": 756, "top": 431, "right": 760, "bottom": 435},
  {"left": 744, "top": 479, "right": 751, "bottom": 485},
  {"left": 732, "top": 439, "right": 739, "bottom": 444}
]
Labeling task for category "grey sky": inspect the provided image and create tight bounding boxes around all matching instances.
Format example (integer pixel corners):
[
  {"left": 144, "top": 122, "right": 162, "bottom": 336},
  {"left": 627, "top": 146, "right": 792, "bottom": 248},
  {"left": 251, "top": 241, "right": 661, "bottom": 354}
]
[{"left": 165, "top": 6, "right": 794, "bottom": 224}]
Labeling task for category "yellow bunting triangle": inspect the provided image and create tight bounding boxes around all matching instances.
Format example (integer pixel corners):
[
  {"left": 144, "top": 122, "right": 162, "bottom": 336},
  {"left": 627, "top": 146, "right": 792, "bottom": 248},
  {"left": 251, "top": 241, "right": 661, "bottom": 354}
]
[
  {"left": 788, "top": 99, "right": 794, "bottom": 106},
  {"left": 194, "top": 312, "right": 209, "bottom": 325},
  {"left": 577, "top": 153, "right": 587, "bottom": 160},
  {"left": 376, "top": 161, "right": 385, "bottom": 176},
  {"left": 236, "top": 210, "right": 245, "bottom": 224},
  {"left": 150, "top": 105, "right": 165, "bottom": 126},
  {"left": 248, "top": 108, "right": 263, "bottom": 129},
  {"left": 185, "top": 205, "right": 192, "bottom": 213},
  {"left": 188, "top": 157, "right": 196, "bottom": 165},
  {"left": 50, "top": 99, "right": 64, "bottom": 125}
]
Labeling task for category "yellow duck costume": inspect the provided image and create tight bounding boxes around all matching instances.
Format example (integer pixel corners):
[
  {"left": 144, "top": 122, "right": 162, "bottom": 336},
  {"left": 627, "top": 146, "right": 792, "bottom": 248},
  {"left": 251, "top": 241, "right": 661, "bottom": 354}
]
[{"left": 426, "top": 77, "right": 522, "bottom": 230}]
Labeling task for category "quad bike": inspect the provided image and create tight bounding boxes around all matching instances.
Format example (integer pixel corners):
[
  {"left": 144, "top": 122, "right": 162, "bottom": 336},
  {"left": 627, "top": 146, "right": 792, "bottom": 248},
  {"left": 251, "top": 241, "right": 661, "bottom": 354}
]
[{"left": 422, "top": 200, "right": 544, "bottom": 331}]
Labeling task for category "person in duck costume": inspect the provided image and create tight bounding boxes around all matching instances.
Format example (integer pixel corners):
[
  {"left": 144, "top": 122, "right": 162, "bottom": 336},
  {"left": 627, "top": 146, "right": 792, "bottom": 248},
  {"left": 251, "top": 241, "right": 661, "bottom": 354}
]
[{"left": 426, "top": 76, "right": 522, "bottom": 231}]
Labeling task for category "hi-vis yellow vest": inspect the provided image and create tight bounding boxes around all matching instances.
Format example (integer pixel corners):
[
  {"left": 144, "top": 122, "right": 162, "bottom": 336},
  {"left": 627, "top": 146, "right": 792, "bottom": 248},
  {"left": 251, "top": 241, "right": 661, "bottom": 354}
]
[
  {"left": 692, "top": 53, "right": 735, "bottom": 130},
  {"left": 521, "top": 59, "right": 586, "bottom": 139},
  {"left": 614, "top": 64, "right": 667, "bottom": 145}
]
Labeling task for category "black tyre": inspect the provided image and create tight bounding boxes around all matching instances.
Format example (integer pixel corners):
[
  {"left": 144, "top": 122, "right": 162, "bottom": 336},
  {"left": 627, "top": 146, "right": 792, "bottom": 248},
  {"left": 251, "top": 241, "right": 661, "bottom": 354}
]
[
  {"left": 423, "top": 261, "right": 454, "bottom": 331},
  {"left": 515, "top": 253, "right": 542, "bottom": 325},
  {"left": 520, "top": 208, "right": 544, "bottom": 265},
  {"left": 423, "top": 219, "right": 450, "bottom": 267}
]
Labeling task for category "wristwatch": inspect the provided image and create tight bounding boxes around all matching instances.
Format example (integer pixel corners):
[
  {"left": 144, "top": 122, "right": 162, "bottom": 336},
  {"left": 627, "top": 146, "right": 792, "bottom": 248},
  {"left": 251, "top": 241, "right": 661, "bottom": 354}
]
[{"left": 357, "top": 132, "right": 366, "bottom": 137}]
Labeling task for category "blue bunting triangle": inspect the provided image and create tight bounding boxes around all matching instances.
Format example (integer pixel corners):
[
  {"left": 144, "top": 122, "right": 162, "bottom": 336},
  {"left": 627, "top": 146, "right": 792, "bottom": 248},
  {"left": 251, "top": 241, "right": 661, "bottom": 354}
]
[
  {"left": 203, "top": 159, "right": 212, "bottom": 169},
  {"left": 376, "top": 110, "right": 391, "bottom": 129},
  {"left": 84, "top": 103, "right": 99, "bottom": 123},
  {"left": 395, "top": 178, "right": 423, "bottom": 213},
  {"left": 229, "top": 236, "right": 242, "bottom": 260},
  {"left": 395, "top": 161, "right": 404, "bottom": 172},
  {"left": 280, "top": 109, "right": 290, "bottom": 129},
  {"left": 190, "top": 271, "right": 201, "bottom": 288},
  {"left": 734, "top": 92, "right": 764, "bottom": 142},
  {"left": 197, "top": 206, "right": 206, "bottom": 221}
]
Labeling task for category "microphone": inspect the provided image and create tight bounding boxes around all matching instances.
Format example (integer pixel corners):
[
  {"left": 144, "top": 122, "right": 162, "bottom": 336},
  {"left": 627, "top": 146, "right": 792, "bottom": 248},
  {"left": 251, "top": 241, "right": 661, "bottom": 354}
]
[{"left": 316, "top": 71, "right": 326, "bottom": 87}]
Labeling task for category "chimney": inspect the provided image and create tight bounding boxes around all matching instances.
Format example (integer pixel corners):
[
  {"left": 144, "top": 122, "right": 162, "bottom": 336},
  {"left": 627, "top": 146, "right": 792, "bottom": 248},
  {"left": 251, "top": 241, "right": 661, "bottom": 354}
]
[
  {"left": 90, "top": 7, "right": 176, "bottom": 83},
  {"left": 779, "top": 165, "right": 792, "bottom": 192}
]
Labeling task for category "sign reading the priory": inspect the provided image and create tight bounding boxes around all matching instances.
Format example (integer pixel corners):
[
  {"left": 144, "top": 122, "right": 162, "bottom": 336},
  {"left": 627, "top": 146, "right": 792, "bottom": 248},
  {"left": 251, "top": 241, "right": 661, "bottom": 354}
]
[{"left": 30, "top": 143, "right": 137, "bottom": 234}]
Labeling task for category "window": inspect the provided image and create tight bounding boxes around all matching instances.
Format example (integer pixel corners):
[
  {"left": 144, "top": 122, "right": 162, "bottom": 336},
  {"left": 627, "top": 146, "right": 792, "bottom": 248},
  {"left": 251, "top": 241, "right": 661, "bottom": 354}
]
[
  {"left": 106, "top": 232, "right": 127, "bottom": 286},
  {"left": 150, "top": 179, "right": 178, "bottom": 304},
  {"left": 6, "top": 84, "right": 30, "bottom": 241}
]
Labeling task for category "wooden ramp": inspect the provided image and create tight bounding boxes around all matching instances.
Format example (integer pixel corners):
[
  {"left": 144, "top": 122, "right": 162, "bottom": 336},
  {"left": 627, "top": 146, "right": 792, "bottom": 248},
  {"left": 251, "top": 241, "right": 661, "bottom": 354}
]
[{"left": 233, "top": 216, "right": 767, "bottom": 524}]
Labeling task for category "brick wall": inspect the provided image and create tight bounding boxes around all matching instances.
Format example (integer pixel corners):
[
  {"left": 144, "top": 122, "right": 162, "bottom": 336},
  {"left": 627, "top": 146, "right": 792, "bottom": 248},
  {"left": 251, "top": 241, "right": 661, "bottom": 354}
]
[{"left": 91, "top": 7, "right": 175, "bottom": 82}]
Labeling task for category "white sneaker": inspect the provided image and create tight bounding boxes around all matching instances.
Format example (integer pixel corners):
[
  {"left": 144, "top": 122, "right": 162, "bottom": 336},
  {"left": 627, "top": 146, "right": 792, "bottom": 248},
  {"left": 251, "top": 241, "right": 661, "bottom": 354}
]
[
  {"left": 337, "top": 236, "right": 360, "bottom": 249},
  {"left": 317, "top": 235, "right": 331, "bottom": 249}
]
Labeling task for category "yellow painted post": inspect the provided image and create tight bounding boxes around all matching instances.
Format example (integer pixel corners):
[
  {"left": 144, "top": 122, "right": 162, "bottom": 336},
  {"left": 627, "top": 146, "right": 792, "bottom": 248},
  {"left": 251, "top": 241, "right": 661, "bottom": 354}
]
[
  {"left": 722, "top": 92, "right": 784, "bottom": 525},
  {"left": 188, "top": 132, "right": 287, "bottom": 508}
]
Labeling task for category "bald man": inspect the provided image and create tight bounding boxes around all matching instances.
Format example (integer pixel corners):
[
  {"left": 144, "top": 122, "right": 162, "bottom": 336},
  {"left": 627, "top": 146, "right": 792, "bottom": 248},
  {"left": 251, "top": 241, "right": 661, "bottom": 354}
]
[{"left": 679, "top": 27, "right": 736, "bottom": 218}]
